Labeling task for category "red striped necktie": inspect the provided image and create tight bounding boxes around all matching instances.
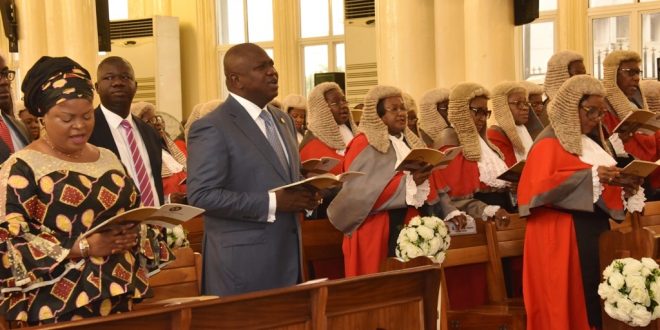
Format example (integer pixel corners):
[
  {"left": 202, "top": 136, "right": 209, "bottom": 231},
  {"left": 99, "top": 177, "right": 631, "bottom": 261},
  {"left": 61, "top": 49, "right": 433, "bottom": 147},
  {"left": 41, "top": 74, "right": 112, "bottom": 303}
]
[
  {"left": 0, "top": 115, "right": 14, "bottom": 153},
  {"left": 120, "top": 120, "right": 155, "bottom": 206}
]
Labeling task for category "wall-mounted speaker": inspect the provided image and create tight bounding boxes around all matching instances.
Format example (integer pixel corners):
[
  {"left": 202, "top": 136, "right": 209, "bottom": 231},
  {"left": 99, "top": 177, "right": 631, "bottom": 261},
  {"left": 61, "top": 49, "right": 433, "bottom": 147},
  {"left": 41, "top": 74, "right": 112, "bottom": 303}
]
[
  {"left": 314, "top": 72, "right": 346, "bottom": 92},
  {"left": 0, "top": 0, "right": 17, "bottom": 53}
]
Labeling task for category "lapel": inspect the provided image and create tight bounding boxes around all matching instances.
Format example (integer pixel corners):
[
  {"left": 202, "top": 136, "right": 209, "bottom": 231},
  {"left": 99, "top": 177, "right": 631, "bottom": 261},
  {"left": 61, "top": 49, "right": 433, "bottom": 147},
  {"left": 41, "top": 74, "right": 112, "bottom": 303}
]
[
  {"left": 267, "top": 104, "right": 298, "bottom": 182},
  {"left": 5, "top": 115, "right": 29, "bottom": 145},
  {"left": 90, "top": 107, "right": 120, "bottom": 156},
  {"left": 225, "top": 96, "right": 290, "bottom": 182}
]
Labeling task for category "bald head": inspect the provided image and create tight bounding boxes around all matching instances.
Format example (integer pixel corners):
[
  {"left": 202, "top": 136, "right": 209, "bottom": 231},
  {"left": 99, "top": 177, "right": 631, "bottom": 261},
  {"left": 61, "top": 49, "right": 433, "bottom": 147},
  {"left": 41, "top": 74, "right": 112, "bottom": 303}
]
[{"left": 224, "top": 43, "right": 279, "bottom": 108}]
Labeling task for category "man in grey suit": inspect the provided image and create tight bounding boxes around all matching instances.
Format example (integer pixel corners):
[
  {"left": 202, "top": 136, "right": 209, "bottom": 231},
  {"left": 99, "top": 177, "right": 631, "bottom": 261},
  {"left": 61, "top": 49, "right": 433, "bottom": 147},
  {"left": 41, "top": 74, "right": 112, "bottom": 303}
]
[{"left": 187, "top": 43, "right": 320, "bottom": 296}]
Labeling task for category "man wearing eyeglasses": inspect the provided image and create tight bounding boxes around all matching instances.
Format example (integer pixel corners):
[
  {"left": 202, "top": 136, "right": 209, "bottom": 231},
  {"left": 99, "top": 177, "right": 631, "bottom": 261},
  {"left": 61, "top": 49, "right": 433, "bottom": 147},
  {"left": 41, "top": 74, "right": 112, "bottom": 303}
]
[
  {"left": 602, "top": 50, "right": 660, "bottom": 200},
  {"left": 0, "top": 55, "right": 29, "bottom": 164}
]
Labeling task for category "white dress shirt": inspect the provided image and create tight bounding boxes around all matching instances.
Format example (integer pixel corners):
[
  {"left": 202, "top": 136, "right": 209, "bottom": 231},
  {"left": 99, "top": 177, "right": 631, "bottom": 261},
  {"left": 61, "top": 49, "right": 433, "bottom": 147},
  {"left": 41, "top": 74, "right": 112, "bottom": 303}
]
[
  {"left": 100, "top": 105, "right": 160, "bottom": 206},
  {"left": 230, "top": 92, "right": 290, "bottom": 222}
]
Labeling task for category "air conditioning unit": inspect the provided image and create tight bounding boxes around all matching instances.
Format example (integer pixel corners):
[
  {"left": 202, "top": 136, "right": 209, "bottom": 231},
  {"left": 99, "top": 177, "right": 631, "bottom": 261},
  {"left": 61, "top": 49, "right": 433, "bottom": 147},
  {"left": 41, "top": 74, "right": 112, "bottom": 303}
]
[
  {"left": 344, "top": 0, "right": 377, "bottom": 107},
  {"left": 103, "top": 16, "right": 183, "bottom": 121}
]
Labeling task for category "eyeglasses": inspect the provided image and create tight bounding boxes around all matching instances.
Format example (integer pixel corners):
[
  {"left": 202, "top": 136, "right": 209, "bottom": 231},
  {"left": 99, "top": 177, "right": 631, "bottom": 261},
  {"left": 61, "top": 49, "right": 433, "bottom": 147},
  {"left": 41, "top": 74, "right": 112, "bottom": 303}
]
[
  {"left": 436, "top": 105, "right": 448, "bottom": 112},
  {"left": 469, "top": 107, "right": 492, "bottom": 119},
  {"left": 147, "top": 115, "right": 164, "bottom": 125},
  {"left": 0, "top": 69, "right": 15, "bottom": 81},
  {"left": 508, "top": 100, "right": 531, "bottom": 109},
  {"left": 384, "top": 106, "right": 408, "bottom": 114},
  {"left": 327, "top": 99, "right": 348, "bottom": 108},
  {"left": 530, "top": 101, "right": 544, "bottom": 108},
  {"left": 581, "top": 106, "right": 606, "bottom": 120},
  {"left": 618, "top": 68, "right": 643, "bottom": 77}
]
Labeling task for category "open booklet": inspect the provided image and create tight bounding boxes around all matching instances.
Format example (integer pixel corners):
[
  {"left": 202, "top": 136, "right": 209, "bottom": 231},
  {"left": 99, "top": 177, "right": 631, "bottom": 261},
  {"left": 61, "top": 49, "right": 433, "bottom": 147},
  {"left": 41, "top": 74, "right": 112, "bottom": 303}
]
[
  {"left": 301, "top": 157, "right": 341, "bottom": 174},
  {"left": 613, "top": 110, "right": 660, "bottom": 135},
  {"left": 620, "top": 159, "right": 660, "bottom": 178},
  {"left": 269, "top": 172, "right": 365, "bottom": 192},
  {"left": 395, "top": 146, "right": 462, "bottom": 172},
  {"left": 497, "top": 160, "right": 526, "bottom": 183},
  {"left": 82, "top": 203, "right": 205, "bottom": 238}
]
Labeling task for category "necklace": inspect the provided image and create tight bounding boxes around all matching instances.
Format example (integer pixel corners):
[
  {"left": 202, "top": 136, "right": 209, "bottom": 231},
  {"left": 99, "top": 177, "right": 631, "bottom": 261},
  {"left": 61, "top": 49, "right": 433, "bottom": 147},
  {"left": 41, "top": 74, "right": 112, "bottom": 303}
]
[{"left": 42, "top": 135, "right": 83, "bottom": 159}]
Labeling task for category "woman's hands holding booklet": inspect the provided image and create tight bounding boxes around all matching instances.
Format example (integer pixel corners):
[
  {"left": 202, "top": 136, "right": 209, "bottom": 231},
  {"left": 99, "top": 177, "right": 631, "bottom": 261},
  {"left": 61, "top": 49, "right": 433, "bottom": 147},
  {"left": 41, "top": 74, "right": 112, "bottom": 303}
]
[{"left": 71, "top": 223, "right": 139, "bottom": 258}]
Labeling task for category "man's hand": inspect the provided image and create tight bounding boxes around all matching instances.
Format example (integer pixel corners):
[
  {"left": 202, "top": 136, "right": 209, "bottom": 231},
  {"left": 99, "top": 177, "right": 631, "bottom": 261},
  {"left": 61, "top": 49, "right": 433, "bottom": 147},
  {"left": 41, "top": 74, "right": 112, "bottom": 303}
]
[
  {"left": 170, "top": 192, "right": 187, "bottom": 204},
  {"left": 447, "top": 214, "right": 468, "bottom": 230},
  {"left": 597, "top": 165, "right": 620, "bottom": 184},
  {"left": 491, "top": 208, "right": 511, "bottom": 228},
  {"left": 275, "top": 188, "right": 321, "bottom": 212},
  {"left": 411, "top": 164, "right": 433, "bottom": 186}
]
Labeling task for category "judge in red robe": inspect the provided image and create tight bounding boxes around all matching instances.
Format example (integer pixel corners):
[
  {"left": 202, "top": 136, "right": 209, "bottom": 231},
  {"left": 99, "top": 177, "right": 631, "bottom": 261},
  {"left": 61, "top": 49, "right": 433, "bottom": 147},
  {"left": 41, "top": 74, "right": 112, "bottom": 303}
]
[
  {"left": 437, "top": 82, "right": 514, "bottom": 309},
  {"left": 327, "top": 85, "right": 436, "bottom": 277},
  {"left": 601, "top": 50, "right": 659, "bottom": 199},
  {"left": 487, "top": 81, "right": 534, "bottom": 167},
  {"left": 519, "top": 75, "right": 645, "bottom": 329}
]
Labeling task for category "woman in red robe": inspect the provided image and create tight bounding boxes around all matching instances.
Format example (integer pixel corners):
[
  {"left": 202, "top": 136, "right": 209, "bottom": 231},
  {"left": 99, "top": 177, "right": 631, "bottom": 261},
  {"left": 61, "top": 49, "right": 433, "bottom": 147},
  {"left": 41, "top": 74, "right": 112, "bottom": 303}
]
[
  {"left": 601, "top": 50, "right": 659, "bottom": 200},
  {"left": 327, "top": 85, "right": 435, "bottom": 277},
  {"left": 487, "top": 81, "right": 534, "bottom": 167},
  {"left": 519, "top": 75, "right": 645, "bottom": 329}
]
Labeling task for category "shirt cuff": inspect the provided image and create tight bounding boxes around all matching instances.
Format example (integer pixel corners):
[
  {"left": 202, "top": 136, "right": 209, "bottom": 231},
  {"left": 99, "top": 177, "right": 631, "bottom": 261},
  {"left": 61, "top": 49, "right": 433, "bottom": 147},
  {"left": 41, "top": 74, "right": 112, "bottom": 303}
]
[
  {"left": 482, "top": 205, "right": 500, "bottom": 221},
  {"left": 267, "top": 192, "right": 277, "bottom": 222},
  {"left": 444, "top": 209, "right": 463, "bottom": 221},
  {"left": 624, "top": 186, "right": 646, "bottom": 213},
  {"left": 405, "top": 173, "right": 430, "bottom": 208}
]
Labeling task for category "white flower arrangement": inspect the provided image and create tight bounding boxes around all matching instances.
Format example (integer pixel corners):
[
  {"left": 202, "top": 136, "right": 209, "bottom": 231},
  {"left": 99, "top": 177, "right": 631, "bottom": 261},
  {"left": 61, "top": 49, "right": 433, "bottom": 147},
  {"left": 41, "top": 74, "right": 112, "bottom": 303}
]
[
  {"left": 166, "top": 224, "right": 190, "bottom": 249},
  {"left": 599, "top": 257, "right": 660, "bottom": 327},
  {"left": 395, "top": 216, "right": 450, "bottom": 263}
]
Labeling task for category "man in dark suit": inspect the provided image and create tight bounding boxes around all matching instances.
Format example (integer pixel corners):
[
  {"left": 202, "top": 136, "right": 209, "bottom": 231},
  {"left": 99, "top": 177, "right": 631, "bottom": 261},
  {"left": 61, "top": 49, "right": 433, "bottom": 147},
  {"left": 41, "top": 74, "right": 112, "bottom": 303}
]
[
  {"left": 88, "top": 56, "right": 167, "bottom": 205},
  {"left": 187, "top": 43, "right": 320, "bottom": 296},
  {"left": 0, "top": 54, "right": 29, "bottom": 163}
]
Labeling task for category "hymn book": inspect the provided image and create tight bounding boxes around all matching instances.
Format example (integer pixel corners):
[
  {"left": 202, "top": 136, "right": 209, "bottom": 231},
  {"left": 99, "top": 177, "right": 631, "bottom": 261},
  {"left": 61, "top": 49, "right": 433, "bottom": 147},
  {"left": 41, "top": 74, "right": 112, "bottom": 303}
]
[
  {"left": 613, "top": 111, "right": 660, "bottom": 135},
  {"left": 497, "top": 160, "right": 526, "bottom": 182},
  {"left": 82, "top": 203, "right": 204, "bottom": 238},
  {"left": 395, "top": 146, "right": 462, "bottom": 172},
  {"left": 620, "top": 159, "right": 660, "bottom": 178},
  {"left": 269, "top": 172, "right": 365, "bottom": 192},
  {"left": 301, "top": 157, "right": 341, "bottom": 174}
]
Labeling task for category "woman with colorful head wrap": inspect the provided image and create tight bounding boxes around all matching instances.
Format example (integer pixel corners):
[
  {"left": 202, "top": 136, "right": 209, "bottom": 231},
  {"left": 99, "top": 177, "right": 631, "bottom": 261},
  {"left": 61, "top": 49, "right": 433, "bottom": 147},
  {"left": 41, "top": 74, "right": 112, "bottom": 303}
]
[
  {"left": 0, "top": 56, "right": 174, "bottom": 325},
  {"left": 327, "top": 85, "right": 438, "bottom": 276},
  {"left": 519, "top": 75, "right": 645, "bottom": 329}
]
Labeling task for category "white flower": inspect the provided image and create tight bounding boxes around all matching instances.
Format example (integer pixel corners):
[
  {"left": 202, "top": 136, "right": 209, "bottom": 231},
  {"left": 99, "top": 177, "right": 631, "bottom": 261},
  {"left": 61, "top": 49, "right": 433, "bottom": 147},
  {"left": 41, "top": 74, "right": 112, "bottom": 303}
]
[
  {"left": 405, "top": 228, "right": 419, "bottom": 242},
  {"left": 615, "top": 297, "right": 634, "bottom": 322},
  {"left": 651, "top": 281, "right": 660, "bottom": 303},
  {"left": 642, "top": 258, "right": 659, "bottom": 270},
  {"left": 409, "top": 216, "right": 421, "bottom": 226},
  {"left": 428, "top": 237, "right": 441, "bottom": 255},
  {"left": 609, "top": 272, "right": 626, "bottom": 290},
  {"left": 630, "top": 304, "right": 653, "bottom": 326},
  {"left": 629, "top": 286, "right": 651, "bottom": 306},
  {"left": 173, "top": 225, "right": 185, "bottom": 237},
  {"left": 603, "top": 264, "right": 614, "bottom": 278},
  {"left": 405, "top": 244, "right": 423, "bottom": 259},
  {"left": 653, "top": 305, "right": 660, "bottom": 319},
  {"left": 626, "top": 275, "right": 647, "bottom": 291},
  {"left": 422, "top": 216, "right": 439, "bottom": 229},
  {"left": 420, "top": 242, "right": 430, "bottom": 255},
  {"left": 598, "top": 282, "right": 617, "bottom": 302},
  {"left": 622, "top": 258, "right": 643, "bottom": 276},
  {"left": 437, "top": 222, "right": 448, "bottom": 237},
  {"left": 434, "top": 252, "right": 445, "bottom": 264},
  {"left": 416, "top": 225, "right": 435, "bottom": 240}
]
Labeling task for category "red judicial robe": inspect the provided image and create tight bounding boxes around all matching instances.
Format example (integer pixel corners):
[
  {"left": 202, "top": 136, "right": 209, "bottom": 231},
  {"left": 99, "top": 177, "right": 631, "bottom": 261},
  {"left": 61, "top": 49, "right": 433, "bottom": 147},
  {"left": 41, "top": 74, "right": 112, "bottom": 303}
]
[
  {"left": 298, "top": 135, "right": 346, "bottom": 279},
  {"left": 518, "top": 128, "right": 625, "bottom": 329},
  {"left": 487, "top": 127, "right": 517, "bottom": 167},
  {"left": 328, "top": 134, "right": 440, "bottom": 277}
]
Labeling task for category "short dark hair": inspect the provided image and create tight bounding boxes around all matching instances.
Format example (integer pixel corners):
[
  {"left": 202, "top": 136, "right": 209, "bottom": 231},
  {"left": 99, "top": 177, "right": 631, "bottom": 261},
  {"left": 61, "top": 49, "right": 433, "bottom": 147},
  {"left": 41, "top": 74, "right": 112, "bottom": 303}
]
[{"left": 376, "top": 99, "right": 386, "bottom": 117}]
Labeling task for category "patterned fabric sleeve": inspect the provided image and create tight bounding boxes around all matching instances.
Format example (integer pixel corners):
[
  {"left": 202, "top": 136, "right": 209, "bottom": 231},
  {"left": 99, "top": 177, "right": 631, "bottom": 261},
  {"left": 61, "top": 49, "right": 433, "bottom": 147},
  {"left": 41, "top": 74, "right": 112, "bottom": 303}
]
[{"left": 0, "top": 158, "right": 72, "bottom": 289}]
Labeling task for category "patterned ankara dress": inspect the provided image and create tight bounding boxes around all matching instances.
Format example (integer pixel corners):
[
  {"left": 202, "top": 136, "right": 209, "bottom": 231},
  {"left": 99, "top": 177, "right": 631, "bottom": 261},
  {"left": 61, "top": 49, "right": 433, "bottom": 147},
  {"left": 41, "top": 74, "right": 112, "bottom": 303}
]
[{"left": 0, "top": 148, "right": 174, "bottom": 325}]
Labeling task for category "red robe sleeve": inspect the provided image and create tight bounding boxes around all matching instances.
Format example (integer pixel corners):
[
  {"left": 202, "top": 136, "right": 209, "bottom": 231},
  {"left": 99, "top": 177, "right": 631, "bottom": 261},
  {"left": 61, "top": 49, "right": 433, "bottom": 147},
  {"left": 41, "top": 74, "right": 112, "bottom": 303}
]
[
  {"left": 437, "top": 147, "right": 481, "bottom": 198},
  {"left": 487, "top": 127, "right": 517, "bottom": 167},
  {"left": 299, "top": 137, "right": 344, "bottom": 175}
]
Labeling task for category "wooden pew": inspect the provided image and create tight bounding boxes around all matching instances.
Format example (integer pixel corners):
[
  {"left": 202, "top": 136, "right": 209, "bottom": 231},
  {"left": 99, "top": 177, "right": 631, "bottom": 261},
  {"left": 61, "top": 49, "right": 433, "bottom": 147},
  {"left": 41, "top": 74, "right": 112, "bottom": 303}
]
[
  {"left": 137, "top": 247, "right": 202, "bottom": 307},
  {"left": 182, "top": 215, "right": 204, "bottom": 254},
  {"left": 442, "top": 220, "right": 526, "bottom": 329},
  {"left": 485, "top": 214, "right": 525, "bottom": 301},
  {"left": 299, "top": 217, "right": 344, "bottom": 281},
  {"left": 26, "top": 265, "right": 441, "bottom": 330}
]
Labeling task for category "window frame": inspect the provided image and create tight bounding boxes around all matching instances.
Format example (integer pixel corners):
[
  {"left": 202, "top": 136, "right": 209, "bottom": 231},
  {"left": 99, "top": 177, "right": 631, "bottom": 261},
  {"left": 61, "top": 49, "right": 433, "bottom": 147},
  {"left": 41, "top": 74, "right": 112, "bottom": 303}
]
[{"left": 516, "top": 6, "right": 558, "bottom": 82}]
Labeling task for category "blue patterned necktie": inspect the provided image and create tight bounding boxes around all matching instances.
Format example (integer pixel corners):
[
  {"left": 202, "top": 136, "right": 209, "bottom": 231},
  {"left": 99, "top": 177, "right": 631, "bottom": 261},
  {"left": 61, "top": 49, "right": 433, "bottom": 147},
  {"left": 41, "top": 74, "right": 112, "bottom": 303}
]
[{"left": 259, "top": 110, "right": 289, "bottom": 171}]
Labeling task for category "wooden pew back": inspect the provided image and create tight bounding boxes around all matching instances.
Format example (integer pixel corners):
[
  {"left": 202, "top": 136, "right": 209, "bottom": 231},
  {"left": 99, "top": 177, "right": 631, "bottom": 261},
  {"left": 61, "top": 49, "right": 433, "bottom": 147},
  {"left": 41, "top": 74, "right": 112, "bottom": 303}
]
[
  {"left": 300, "top": 218, "right": 344, "bottom": 281},
  {"left": 27, "top": 265, "right": 442, "bottom": 330},
  {"left": 487, "top": 214, "right": 525, "bottom": 259},
  {"left": 141, "top": 247, "right": 202, "bottom": 304},
  {"left": 182, "top": 215, "right": 204, "bottom": 254}
]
